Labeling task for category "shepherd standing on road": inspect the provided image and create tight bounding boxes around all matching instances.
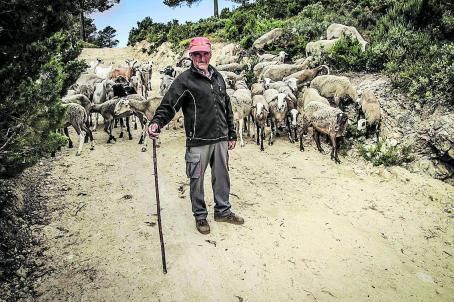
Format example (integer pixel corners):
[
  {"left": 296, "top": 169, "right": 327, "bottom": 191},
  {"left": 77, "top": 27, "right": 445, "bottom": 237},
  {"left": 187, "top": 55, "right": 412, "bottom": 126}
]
[{"left": 148, "top": 37, "right": 244, "bottom": 235}]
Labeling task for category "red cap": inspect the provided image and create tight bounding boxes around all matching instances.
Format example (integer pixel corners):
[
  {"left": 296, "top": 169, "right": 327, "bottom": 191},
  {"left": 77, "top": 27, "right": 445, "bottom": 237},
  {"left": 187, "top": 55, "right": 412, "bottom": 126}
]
[{"left": 188, "top": 37, "right": 211, "bottom": 53}]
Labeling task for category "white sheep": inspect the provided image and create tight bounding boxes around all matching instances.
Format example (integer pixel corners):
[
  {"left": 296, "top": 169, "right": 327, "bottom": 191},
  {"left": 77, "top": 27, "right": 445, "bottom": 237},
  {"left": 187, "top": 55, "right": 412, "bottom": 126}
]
[
  {"left": 251, "top": 94, "right": 271, "bottom": 151},
  {"left": 258, "top": 51, "right": 287, "bottom": 63},
  {"left": 305, "top": 39, "right": 339, "bottom": 57},
  {"left": 259, "top": 63, "right": 310, "bottom": 82},
  {"left": 300, "top": 87, "right": 330, "bottom": 110},
  {"left": 310, "top": 75, "right": 358, "bottom": 109},
  {"left": 283, "top": 65, "right": 330, "bottom": 87},
  {"left": 230, "top": 87, "right": 253, "bottom": 147},
  {"left": 356, "top": 90, "right": 381, "bottom": 141},
  {"left": 253, "top": 60, "right": 278, "bottom": 79},
  {"left": 216, "top": 63, "right": 244, "bottom": 73},
  {"left": 252, "top": 28, "right": 284, "bottom": 50},
  {"left": 221, "top": 43, "right": 242, "bottom": 56},
  {"left": 251, "top": 82, "right": 265, "bottom": 96},
  {"left": 326, "top": 23, "right": 368, "bottom": 51}
]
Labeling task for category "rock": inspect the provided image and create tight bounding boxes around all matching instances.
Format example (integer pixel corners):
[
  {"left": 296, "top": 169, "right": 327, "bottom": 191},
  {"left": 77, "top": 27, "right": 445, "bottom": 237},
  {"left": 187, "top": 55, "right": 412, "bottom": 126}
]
[
  {"left": 428, "top": 113, "right": 454, "bottom": 161},
  {"left": 15, "top": 266, "right": 28, "bottom": 279}
]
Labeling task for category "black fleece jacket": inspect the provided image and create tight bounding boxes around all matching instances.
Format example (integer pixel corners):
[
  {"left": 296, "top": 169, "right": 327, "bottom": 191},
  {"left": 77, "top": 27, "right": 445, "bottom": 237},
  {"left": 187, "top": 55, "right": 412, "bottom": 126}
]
[{"left": 151, "top": 64, "right": 237, "bottom": 147}]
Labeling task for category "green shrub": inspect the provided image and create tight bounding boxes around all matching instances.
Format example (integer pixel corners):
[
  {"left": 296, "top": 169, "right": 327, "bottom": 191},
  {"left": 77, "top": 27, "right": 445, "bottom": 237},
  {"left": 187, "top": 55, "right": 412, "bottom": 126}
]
[{"left": 357, "top": 140, "right": 414, "bottom": 167}]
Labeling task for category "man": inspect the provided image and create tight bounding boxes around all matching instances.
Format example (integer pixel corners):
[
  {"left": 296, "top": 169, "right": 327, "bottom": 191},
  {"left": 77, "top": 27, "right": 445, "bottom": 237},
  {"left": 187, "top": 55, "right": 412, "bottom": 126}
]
[{"left": 148, "top": 37, "right": 244, "bottom": 235}]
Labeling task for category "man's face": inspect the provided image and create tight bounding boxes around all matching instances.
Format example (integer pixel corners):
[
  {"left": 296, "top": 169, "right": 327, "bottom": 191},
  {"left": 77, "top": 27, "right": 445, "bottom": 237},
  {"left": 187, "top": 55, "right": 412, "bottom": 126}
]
[{"left": 190, "top": 51, "right": 211, "bottom": 71}]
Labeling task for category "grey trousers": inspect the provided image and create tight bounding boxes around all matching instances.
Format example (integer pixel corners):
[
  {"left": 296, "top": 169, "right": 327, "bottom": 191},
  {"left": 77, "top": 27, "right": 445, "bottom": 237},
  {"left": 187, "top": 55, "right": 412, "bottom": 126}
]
[{"left": 185, "top": 141, "right": 232, "bottom": 220}]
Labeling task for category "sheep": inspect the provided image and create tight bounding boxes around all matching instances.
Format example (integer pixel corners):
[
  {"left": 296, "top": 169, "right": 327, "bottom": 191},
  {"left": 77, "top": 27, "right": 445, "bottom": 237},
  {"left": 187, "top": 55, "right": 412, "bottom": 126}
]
[
  {"left": 111, "top": 58, "right": 137, "bottom": 81},
  {"left": 302, "top": 102, "right": 349, "bottom": 163},
  {"left": 95, "top": 63, "right": 114, "bottom": 79},
  {"left": 300, "top": 87, "right": 331, "bottom": 110},
  {"left": 259, "top": 63, "right": 310, "bottom": 82},
  {"left": 293, "top": 56, "right": 313, "bottom": 65},
  {"left": 62, "top": 94, "right": 93, "bottom": 118},
  {"left": 216, "top": 63, "right": 243, "bottom": 73},
  {"left": 267, "top": 92, "right": 290, "bottom": 141},
  {"left": 91, "top": 79, "right": 116, "bottom": 130},
  {"left": 305, "top": 39, "right": 339, "bottom": 57},
  {"left": 263, "top": 78, "right": 298, "bottom": 103},
  {"left": 218, "top": 71, "right": 246, "bottom": 88},
  {"left": 310, "top": 75, "right": 358, "bottom": 109},
  {"left": 216, "top": 50, "right": 246, "bottom": 65},
  {"left": 252, "top": 28, "right": 284, "bottom": 50},
  {"left": 230, "top": 86, "right": 253, "bottom": 147},
  {"left": 221, "top": 43, "right": 241, "bottom": 56},
  {"left": 176, "top": 57, "right": 192, "bottom": 68},
  {"left": 251, "top": 94, "right": 271, "bottom": 151},
  {"left": 258, "top": 51, "right": 287, "bottom": 63},
  {"left": 114, "top": 95, "right": 159, "bottom": 151},
  {"left": 356, "top": 90, "right": 381, "bottom": 142},
  {"left": 234, "top": 79, "right": 249, "bottom": 90},
  {"left": 139, "top": 61, "right": 153, "bottom": 99},
  {"left": 91, "top": 98, "right": 133, "bottom": 143},
  {"left": 160, "top": 74, "right": 175, "bottom": 96},
  {"left": 251, "top": 82, "right": 265, "bottom": 96},
  {"left": 86, "top": 58, "right": 102, "bottom": 73},
  {"left": 60, "top": 103, "right": 95, "bottom": 156},
  {"left": 287, "top": 108, "right": 303, "bottom": 147},
  {"left": 253, "top": 61, "right": 278, "bottom": 78},
  {"left": 283, "top": 65, "right": 330, "bottom": 87},
  {"left": 326, "top": 23, "right": 368, "bottom": 51}
]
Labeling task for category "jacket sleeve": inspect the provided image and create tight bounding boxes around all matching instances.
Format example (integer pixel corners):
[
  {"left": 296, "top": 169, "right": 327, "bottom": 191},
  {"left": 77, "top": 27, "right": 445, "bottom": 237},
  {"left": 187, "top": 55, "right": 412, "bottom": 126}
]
[
  {"left": 225, "top": 94, "right": 237, "bottom": 141},
  {"left": 150, "top": 78, "right": 186, "bottom": 128}
]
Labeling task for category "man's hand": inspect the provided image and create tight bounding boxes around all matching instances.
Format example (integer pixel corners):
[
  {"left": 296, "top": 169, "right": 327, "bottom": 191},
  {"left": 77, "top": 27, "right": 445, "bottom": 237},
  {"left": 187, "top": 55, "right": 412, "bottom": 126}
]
[
  {"left": 228, "top": 140, "right": 236, "bottom": 150},
  {"left": 148, "top": 123, "right": 160, "bottom": 139}
]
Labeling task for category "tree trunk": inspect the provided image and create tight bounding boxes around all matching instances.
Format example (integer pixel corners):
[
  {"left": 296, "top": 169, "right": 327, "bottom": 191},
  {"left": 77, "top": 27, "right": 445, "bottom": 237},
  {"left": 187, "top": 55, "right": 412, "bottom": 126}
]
[
  {"left": 79, "top": 11, "right": 86, "bottom": 41},
  {"left": 214, "top": 0, "right": 219, "bottom": 17}
]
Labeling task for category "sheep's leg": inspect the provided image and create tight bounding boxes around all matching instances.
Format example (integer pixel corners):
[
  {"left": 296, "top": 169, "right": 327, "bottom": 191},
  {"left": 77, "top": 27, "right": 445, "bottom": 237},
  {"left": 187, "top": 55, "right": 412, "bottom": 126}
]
[
  {"left": 133, "top": 115, "right": 138, "bottom": 130},
  {"left": 64, "top": 127, "right": 73, "bottom": 148},
  {"left": 239, "top": 118, "right": 245, "bottom": 147},
  {"left": 119, "top": 118, "right": 124, "bottom": 138},
  {"left": 330, "top": 134, "right": 341, "bottom": 164},
  {"left": 106, "top": 119, "right": 116, "bottom": 143},
  {"left": 376, "top": 123, "right": 381, "bottom": 143},
  {"left": 313, "top": 130, "right": 324, "bottom": 153},
  {"left": 114, "top": 118, "right": 119, "bottom": 128},
  {"left": 268, "top": 126, "right": 274, "bottom": 145},
  {"left": 260, "top": 126, "right": 265, "bottom": 151},
  {"left": 76, "top": 131, "right": 86, "bottom": 156},
  {"left": 126, "top": 117, "right": 133, "bottom": 140},
  {"left": 299, "top": 132, "right": 305, "bottom": 151},
  {"left": 91, "top": 113, "right": 99, "bottom": 131},
  {"left": 256, "top": 122, "right": 260, "bottom": 145}
]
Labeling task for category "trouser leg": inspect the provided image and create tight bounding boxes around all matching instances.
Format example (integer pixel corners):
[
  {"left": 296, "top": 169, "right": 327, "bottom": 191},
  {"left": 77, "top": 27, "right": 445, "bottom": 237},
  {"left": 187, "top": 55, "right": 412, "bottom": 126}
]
[
  {"left": 210, "top": 141, "right": 232, "bottom": 217},
  {"left": 186, "top": 145, "right": 211, "bottom": 220}
]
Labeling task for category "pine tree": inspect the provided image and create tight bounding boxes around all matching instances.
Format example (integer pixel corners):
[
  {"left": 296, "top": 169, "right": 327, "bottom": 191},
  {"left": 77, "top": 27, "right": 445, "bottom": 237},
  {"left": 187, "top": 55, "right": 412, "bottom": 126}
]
[{"left": 95, "top": 26, "right": 119, "bottom": 48}]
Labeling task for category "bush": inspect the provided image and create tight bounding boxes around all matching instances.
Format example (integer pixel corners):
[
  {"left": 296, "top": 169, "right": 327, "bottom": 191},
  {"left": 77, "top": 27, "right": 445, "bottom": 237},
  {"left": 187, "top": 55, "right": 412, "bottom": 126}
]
[{"left": 357, "top": 140, "right": 414, "bottom": 167}]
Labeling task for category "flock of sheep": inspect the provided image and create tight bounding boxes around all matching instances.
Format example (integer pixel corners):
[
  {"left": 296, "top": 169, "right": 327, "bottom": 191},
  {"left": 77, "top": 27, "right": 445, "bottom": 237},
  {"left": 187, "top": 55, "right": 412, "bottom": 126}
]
[{"left": 60, "top": 23, "right": 381, "bottom": 164}]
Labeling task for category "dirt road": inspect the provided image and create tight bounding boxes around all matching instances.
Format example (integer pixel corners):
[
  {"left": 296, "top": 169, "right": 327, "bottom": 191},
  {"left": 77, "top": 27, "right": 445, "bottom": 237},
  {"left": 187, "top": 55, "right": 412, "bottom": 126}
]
[{"left": 30, "top": 123, "right": 453, "bottom": 301}]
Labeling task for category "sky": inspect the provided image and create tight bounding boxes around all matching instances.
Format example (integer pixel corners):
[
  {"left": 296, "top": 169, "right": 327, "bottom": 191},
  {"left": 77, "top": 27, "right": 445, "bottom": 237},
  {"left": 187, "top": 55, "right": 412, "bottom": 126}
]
[{"left": 91, "top": 0, "right": 240, "bottom": 47}]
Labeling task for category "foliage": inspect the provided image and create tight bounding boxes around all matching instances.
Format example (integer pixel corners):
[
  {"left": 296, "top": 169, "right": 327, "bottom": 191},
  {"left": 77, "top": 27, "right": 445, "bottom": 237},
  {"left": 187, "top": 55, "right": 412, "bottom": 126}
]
[
  {"left": 0, "top": 2, "right": 86, "bottom": 177},
  {"left": 357, "top": 140, "right": 414, "bottom": 166},
  {"left": 94, "top": 26, "right": 120, "bottom": 48}
]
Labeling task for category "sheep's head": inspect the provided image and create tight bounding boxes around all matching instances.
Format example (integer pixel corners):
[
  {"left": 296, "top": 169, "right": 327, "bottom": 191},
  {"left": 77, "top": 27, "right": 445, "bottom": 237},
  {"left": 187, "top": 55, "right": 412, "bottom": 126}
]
[
  {"left": 276, "top": 94, "right": 288, "bottom": 112},
  {"left": 284, "top": 78, "right": 298, "bottom": 93},
  {"left": 288, "top": 109, "right": 300, "bottom": 128},
  {"left": 114, "top": 99, "right": 132, "bottom": 116},
  {"left": 334, "top": 112, "right": 349, "bottom": 133},
  {"left": 357, "top": 119, "right": 367, "bottom": 131}
]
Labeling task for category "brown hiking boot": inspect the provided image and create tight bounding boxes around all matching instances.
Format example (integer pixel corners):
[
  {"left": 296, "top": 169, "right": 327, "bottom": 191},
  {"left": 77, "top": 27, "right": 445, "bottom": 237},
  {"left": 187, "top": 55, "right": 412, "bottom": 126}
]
[
  {"left": 196, "top": 219, "right": 210, "bottom": 234},
  {"left": 214, "top": 212, "right": 244, "bottom": 225}
]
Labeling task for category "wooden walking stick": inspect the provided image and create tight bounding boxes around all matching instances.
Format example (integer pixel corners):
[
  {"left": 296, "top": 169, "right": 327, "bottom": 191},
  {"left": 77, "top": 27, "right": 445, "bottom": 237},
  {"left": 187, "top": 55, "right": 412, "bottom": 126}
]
[{"left": 152, "top": 138, "right": 167, "bottom": 274}]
